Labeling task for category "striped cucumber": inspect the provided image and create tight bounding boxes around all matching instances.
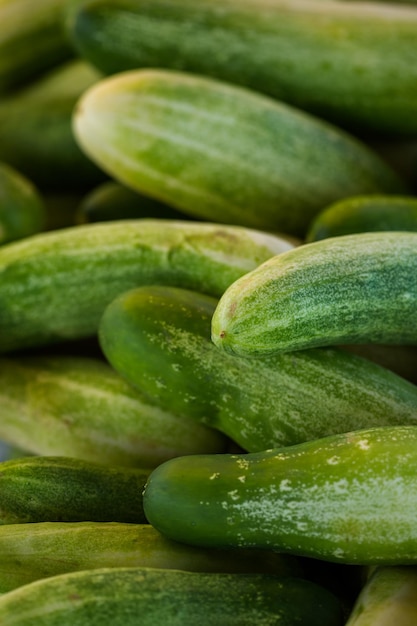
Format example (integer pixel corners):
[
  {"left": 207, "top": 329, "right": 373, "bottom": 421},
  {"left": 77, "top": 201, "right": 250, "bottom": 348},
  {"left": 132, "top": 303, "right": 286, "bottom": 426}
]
[
  {"left": 0, "top": 521, "right": 301, "bottom": 593},
  {"left": 66, "top": 0, "right": 417, "bottom": 136},
  {"left": 0, "top": 218, "right": 292, "bottom": 353},
  {"left": 0, "top": 566, "right": 343, "bottom": 625},
  {"left": 212, "top": 231, "right": 417, "bottom": 356},
  {"left": 72, "top": 69, "right": 404, "bottom": 236},
  {"left": 98, "top": 286, "right": 417, "bottom": 451},
  {"left": 143, "top": 425, "right": 417, "bottom": 565},
  {"left": 0, "top": 356, "right": 225, "bottom": 466}
]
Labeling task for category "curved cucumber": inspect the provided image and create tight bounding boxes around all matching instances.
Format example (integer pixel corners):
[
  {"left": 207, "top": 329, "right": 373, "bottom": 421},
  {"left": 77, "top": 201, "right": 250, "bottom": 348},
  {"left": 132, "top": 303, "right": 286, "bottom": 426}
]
[
  {"left": 99, "top": 286, "right": 417, "bottom": 451},
  {"left": 0, "top": 566, "right": 343, "bottom": 625},
  {"left": 0, "top": 218, "right": 291, "bottom": 353},
  {"left": 212, "top": 231, "right": 417, "bottom": 355},
  {"left": 66, "top": 0, "right": 417, "bottom": 135},
  {"left": 0, "top": 356, "right": 225, "bottom": 466},
  {"left": 72, "top": 69, "right": 404, "bottom": 236},
  {"left": 143, "top": 425, "right": 417, "bottom": 565}
]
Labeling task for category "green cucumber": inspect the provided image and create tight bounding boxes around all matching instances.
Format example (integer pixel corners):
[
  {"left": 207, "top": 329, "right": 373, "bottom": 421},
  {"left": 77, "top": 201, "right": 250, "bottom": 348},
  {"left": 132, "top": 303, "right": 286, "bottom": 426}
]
[
  {"left": 212, "top": 231, "right": 417, "bottom": 356},
  {"left": 0, "top": 456, "right": 149, "bottom": 524},
  {"left": 143, "top": 425, "right": 417, "bottom": 565},
  {"left": 66, "top": 0, "right": 417, "bottom": 136},
  {"left": 0, "top": 356, "right": 225, "bottom": 466},
  {"left": 306, "top": 195, "right": 417, "bottom": 242},
  {"left": 72, "top": 69, "right": 404, "bottom": 237},
  {"left": 98, "top": 286, "right": 417, "bottom": 452},
  {"left": 0, "top": 218, "right": 291, "bottom": 353},
  {"left": 0, "top": 521, "right": 301, "bottom": 593},
  {"left": 0, "top": 566, "right": 343, "bottom": 625}
]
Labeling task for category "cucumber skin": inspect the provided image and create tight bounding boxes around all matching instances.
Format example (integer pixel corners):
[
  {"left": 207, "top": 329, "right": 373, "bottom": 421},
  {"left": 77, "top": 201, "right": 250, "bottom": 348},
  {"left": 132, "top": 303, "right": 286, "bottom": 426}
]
[
  {"left": 0, "top": 566, "right": 343, "bottom": 626},
  {"left": 212, "top": 231, "right": 417, "bottom": 356},
  {"left": 143, "top": 425, "right": 417, "bottom": 565},
  {"left": 73, "top": 69, "right": 404, "bottom": 237},
  {"left": 67, "top": 0, "right": 417, "bottom": 136},
  {"left": 98, "top": 286, "right": 417, "bottom": 452},
  {"left": 0, "top": 218, "right": 291, "bottom": 353}
]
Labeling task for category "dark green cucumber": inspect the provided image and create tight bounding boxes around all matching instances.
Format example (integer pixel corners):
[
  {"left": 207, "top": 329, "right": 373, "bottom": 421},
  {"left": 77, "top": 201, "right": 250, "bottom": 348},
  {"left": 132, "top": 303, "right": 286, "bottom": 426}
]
[
  {"left": 0, "top": 356, "right": 225, "bottom": 466},
  {"left": 0, "top": 218, "right": 291, "bottom": 353},
  {"left": 0, "top": 566, "right": 343, "bottom": 625},
  {"left": 66, "top": 0, "right": 417, "bottom": 136},
  {"left": 0, "top": 521, "right": 302, "bottom": 593},
  {"left": 98, "top": 286, "right": 417, "bottom": 452},
  {"left": 212, "top": 231, "right": 417, "bottom": 356},
  {"left": 306, "top": 195, "right": 417, "bottom": 242},
  {"left": 143, "top": 425, "right": 417, "bottom": 565},
  {"left": 73, "top": 69, "right": 404, "bottom": 236},
  {"left": 0, "top": 456, "right": 149, "bottom": 524}
]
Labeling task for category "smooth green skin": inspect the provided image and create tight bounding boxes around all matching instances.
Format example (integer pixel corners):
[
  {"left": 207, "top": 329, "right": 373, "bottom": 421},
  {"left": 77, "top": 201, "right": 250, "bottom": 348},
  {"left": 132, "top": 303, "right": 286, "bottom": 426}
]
[
  {"left": 346, "top": 566, "right": 417, "bottom": 625},
  {"left": 144, "top": 425, "right": 417, "bottom": 565},
  {"left": 99, "top": 286, "right": 417, "bottom": 452},
  {"left": 0, "top": 521, "right": 302, "bottom": 593},
  {"left": 0, "top": 566, "right": 343, "bottom": 625},
  {"left": 72, "top": 69, "right": 404, "bottom": 237},
  {"left": 306, "top": 195, "right": 417, "bottom": 242},
  {"left": 0, "top": 218, "right": 291, "bottom": 353},
  {"left": 67, "top": 0, "right": 417, "bottom": 136},
  {"left": 212, "top": 231, "right": 417, "bottom": 356},
  {"left": 0, "top": 356, "right": 225, "bottom": 467},
  {"left": 0, "top": 163, "right": 46, "bottom": 244},
  {"left": 0, "top": 456, "right": 149, "bottom": 524}
]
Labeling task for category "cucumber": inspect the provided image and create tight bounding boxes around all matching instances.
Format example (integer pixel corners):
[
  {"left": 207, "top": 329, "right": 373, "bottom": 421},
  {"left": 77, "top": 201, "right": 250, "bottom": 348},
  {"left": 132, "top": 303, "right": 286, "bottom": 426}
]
[
  {"left": 0, "top": 521, "right": 301, "bottom": 593},
  {"left": 0, "top": 356, "right": 225, "bottom": 466},
  {"left": 72, "top": 69, "right": 404, "bottom": 237},
  {"left": 306, "top": 195, "right": 417, "bottom": 242},
  {"left": 0, "top": 162, "right": 46, "bottom": 244},
  {"left": 98, "top": 286, "right": 417, "bottom": 452},
  {"left": 0, "top": 566, "right": 343, "bottom": 625},
  {"left": 0, "top": 456, "right": 149, "bottom": 524},
  {"left": 0, "top": 218, "right": 291, "bottom": 353},
  {"left": 212, "top": 231, "right": 417, "bottom": 356},
  {"left": 66, "top": 0, "right": 417, "bottom": 136},
  {"left": 143, "top": 425, "right": 417, "bottom": 565}
]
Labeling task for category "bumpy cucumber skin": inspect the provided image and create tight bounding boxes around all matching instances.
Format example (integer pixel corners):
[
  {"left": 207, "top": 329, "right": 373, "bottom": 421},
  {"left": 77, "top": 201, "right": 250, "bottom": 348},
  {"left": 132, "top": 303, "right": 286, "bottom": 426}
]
[
  {"left": 99, "top": 286, "right": 417, "bottom": 452},
  {"left": 67, "top": 0, "right": 417, "bottom": 135},
  {"left": 144, "top": 425, "right": 417, "bottom": 565},
  {"left": 212, "top": 231, "right": 417, "bottom": 356},
  {"left": 72, "top": 69, "right": 404, "bottom": 236},
  {"left": 0, "top": 218, "right": 291, "bottom": 353},
  {"left": 0, "top": 356, "right": 225, "bottom": 466},
  {"left": 0, "top": 566, "right": 343, "bottom": 625}
]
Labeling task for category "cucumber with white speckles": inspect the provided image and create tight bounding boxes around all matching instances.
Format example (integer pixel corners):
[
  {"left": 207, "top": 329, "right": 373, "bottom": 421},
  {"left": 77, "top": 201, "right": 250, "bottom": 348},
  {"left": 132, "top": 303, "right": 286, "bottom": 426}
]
[
  {"left": 212, "top": 231, "right": 417, "bottom": 356},
  {"left": 143, "top": 425, "right": 417, "bottom": 565}
]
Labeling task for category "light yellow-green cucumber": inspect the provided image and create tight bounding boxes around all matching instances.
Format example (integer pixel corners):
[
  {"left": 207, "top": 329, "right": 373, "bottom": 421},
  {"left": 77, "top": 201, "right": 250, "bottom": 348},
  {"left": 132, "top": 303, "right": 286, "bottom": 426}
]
[
  {"left": 0, "top": 521, "right": 302, "bottom": 593},
  {"left": 143, "top": 425, "right": 417, "bottom": 565},
  {"left": 0, "top": 218, "right": 291, "bottom": 353},
  {"left": 0, "top": 356, "right": 225, "bottom": 466},
  {"left": 72, "top": 69, "right": 404, "bottom": 237},
  {"left": 212, "top": 231, "right": 417, "bottom": 356},
  {"left": 66, "top": 0, "right": 417, "bottom": 136},
  {"left": 99, "top": 286, "right": 417, "bottom": 452},
  {"left": 0, "top": 566, "right": 344, "bottom": 625}
]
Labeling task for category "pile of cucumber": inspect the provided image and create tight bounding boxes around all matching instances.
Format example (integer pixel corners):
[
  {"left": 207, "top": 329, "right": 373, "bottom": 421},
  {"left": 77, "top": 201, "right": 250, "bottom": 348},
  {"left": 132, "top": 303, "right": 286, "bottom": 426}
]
[{"left": 0, "top": 0, "right": 417, "bottom": 623}]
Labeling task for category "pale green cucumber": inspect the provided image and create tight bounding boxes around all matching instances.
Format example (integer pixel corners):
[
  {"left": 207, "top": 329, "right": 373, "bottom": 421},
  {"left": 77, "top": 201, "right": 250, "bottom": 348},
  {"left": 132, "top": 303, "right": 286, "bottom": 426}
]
[
  {"left": 0, "top": 566, "right": 343, "bottom": 625},
  {"left": 0, "top": 356, "right": 225, "bottom": 466},
  {"left": 99, "top": 286, "right": 417, "bottom": 452},
  {"left": 72, "top": 69, "right": 404, "bottom": 236},
  {"left": 212, "top": 231, "right": 417, "bottom": 355},
  {"left": 143, "top": 425, "right": 417, "bottom": 565},
  {"left": 0, "top": 218, "right": 291, "bottom": 353},
  {"left": 0, "top": 521, "right": 301, "bottom": 593},
  {"left": 66, "top": 0, "right": 417, "bottom": 136}
]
